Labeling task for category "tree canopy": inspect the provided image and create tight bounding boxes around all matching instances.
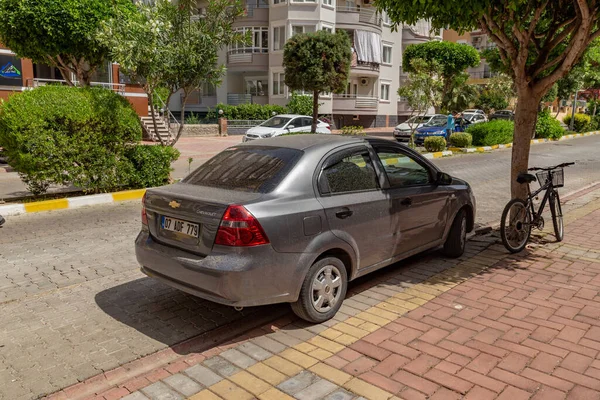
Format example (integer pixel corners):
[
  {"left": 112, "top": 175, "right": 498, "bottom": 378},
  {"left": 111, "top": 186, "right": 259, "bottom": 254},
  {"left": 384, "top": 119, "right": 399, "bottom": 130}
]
[
  {"left": 0, "top": 0, "right": 135, "bottom": 86},
  {"left": 283, "top": 30, "right": 352, "bottom": 132},
  {"left": 377, "top": 0, "right": 600, "bottom": 198}
]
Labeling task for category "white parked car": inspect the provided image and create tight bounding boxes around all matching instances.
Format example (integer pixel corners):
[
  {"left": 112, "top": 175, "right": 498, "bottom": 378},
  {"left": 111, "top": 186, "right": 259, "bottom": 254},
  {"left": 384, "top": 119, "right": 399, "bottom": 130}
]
[
  {"left": 462, "top": 109, "right": 488, "bottom": 121},
  {"left": 393, "top": 114, "right": 447, "bottom": 143},
  {"left": 243, "top": 114, "right": 331, "bottom": 142},
  {"left": 461, "top": 112, "right": 488, "bottom": 124}
]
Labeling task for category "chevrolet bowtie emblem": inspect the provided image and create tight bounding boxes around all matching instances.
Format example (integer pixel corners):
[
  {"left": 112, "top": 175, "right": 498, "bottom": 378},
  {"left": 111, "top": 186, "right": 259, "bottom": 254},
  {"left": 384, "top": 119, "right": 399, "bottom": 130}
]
[{"left": 169, "top": 200, "right": 181, "bottom": 209}]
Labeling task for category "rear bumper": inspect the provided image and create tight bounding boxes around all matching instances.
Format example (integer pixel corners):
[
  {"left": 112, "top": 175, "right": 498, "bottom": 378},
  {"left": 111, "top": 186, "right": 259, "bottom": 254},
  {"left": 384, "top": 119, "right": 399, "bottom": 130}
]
[{"left": 135, "top": 231, "right": 306, "bottom": 307}]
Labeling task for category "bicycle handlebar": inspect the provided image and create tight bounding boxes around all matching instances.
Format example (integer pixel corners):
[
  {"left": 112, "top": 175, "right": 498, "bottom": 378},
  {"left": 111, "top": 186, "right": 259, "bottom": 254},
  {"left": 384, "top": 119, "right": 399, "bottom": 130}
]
[{"left": 528, "top": 162, "right": 575, "bottom": 171}]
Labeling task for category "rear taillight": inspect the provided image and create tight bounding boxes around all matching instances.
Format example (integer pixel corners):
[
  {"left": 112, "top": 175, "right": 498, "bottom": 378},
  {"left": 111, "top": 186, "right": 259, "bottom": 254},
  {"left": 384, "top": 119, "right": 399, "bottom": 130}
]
[
  {"left": 215, "top": 205, "right": 269, "bottom": 247},
  {"left": 141, "top": 193, "right": 148, "bottom": 226}
]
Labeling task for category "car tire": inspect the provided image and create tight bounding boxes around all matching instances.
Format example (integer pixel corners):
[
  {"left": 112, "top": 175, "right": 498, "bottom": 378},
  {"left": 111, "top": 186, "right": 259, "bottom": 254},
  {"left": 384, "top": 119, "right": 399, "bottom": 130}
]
[
  {"left": 443, "top": 209, "right": 467, "bottom": 258},
  {"left": 291, "top": 257, "right": 348, "bottom": 323}
]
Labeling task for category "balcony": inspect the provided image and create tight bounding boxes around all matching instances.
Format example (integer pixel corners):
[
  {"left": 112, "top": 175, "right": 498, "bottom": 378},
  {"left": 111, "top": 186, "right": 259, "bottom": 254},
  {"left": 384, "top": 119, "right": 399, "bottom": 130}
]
[
  {"left": 228, "top": 53, "right": 254, "bottom": 64},
  {"left": 227, "top": 93, "right": 269, "bottom": 105},
  {"left": 333, "top": 94, "right": 379, "bottom": 112},
  {"left": 26, "top": 78, "right": 125, "bottom": 94},
  {"left": 336, "top": 6, "right": 382, "bottom": 30},
  {"left": 350, "top": 52, "right": 380, "bottom": 76}
]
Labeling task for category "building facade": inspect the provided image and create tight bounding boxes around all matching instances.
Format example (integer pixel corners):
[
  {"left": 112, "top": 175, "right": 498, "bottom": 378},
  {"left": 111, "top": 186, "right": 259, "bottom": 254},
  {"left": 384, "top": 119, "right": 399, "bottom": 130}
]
[
  {"left": 170, "top": 0, "right": 438, "bottom": 128},
  {"left": 443, "top": 29, "right": 498, "bottom": 85}
]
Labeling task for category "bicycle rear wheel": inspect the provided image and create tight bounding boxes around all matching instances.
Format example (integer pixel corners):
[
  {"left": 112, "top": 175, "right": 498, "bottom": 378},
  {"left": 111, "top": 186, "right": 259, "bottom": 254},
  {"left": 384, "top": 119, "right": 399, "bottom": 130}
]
[
  {"left": 550, "top": 190, "right": 564, "bottom": 242},
  {"left": 501, "top": 198, "right": 532, "bottom": 253}
]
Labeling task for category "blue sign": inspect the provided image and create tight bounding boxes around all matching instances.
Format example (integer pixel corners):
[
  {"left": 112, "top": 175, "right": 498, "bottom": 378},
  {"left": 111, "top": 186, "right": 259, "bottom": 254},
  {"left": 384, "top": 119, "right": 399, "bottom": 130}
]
[{"left": 0, "top": 62, "right": 21, "bottom": 79}]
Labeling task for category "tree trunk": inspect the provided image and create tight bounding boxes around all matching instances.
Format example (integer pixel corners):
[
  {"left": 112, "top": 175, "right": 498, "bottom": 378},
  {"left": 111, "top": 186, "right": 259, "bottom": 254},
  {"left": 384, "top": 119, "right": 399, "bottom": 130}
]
[
  {"left": 311, "top": 90, "right": 319, "bottom": 133},
  {"left": 172, "top": 90, "right": 189, "bottom": 146},
  {"left": 148, "top": 91, "right": 166, "bottom": 146},
  {"left": 510, "top": 89, "right": 541, "bottom": 199}
]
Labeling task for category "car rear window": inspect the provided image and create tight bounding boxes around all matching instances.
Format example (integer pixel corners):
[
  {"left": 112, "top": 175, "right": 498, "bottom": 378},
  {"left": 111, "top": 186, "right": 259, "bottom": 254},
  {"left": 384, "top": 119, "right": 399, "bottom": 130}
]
[{"left": 183, "top": 146, "right": 303, "bottom": 193}]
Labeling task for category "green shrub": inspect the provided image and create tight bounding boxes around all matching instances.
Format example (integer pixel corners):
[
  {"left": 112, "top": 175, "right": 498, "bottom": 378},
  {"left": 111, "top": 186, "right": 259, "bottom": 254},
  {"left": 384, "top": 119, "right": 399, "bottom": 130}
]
[
  {"left": 589, "top": 115, "right": 600, "bottom": 131},
  {"left": 185, "top": 113, "right": 202, "bottom": 124},
  {"left": 537, "top": 111, "right": 564, "bottom": 139},
  {"left": 563, "top": 113, "right": 591, "bottom": 132},
  {"left": 341, "top": 125, "right": 365, "bottom": 136},
  {"left": 424, "top": 136, "right": 446, "bottom": 152},
  {"left": 286, "top": 92, "right": 316, "bottom": 116},
  {"left": 124, "top": 145, "right": 180, "bottom": 188},
  {"left": 449, "top": 132, "right": 472, "bottom": 148},
  {"left": 466, "top": 120, "right": 514, "bottom": 146},
  {"left": 206, "top": 103, "right": 287, "bottom": 120},
  {"left": 0, "top": 85, "right": 142, "bottom": 195}
]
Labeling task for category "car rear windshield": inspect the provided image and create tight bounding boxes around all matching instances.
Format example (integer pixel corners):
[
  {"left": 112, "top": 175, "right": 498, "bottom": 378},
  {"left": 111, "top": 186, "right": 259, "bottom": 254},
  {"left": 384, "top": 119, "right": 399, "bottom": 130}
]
[{"left": 183, "top": 146, "right": 303, "bottom": 193}]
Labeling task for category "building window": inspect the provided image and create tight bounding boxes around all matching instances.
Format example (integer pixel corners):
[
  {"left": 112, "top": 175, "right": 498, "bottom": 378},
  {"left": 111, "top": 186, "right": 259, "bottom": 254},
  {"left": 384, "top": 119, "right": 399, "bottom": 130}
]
[
  {"left": 382, "top": 45, "right": 392, "bottom": 64},
  {"left": 322, "top": 25, "right": 333, "bottom": 33},
  {"left": 273, "top": 26, "right": 285, "bottom": 50},
  {"left": 345, "top": 0, "right": 355, "bottom": 9},
  {"left": 202, "top": 82, "right": 217, "bottom": 96},
  {"left": 246, "top": 78, "right": 268, "bottom": 96},
  {"left": 380, "top": 83, "right": 390, "bottom": 101},
  {"left": 273, "top": 0, "right": 286, "bottom": 3},
  {"left": 322, "top": 0, "right": 333, "bottom": 6},
  {"left": 292, "top": 0, "right": 316, "bottom": 3},
  {"left": 273, "top": 72, "right": 285, "bottom": 95},
  {"left": 292, "top": 25, "right": 316, "bottom": 35},
  {"left": 382, "top": 12, "right": 391, "bottom": 25},
  {"left": 229, "top": 27, "right": 269, "bottom": 53}
]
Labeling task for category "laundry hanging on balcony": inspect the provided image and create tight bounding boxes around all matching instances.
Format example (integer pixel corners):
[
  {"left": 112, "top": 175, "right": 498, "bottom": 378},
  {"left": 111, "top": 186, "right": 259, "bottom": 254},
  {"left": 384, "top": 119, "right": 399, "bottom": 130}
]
[{"left": 353, "top": 30, "right": 382, "bottom": 65}]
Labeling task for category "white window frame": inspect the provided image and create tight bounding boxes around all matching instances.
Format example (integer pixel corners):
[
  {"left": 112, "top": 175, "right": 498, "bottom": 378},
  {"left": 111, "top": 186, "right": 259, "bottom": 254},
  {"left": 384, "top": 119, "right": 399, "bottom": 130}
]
[
  {"left": 322, "top": 0, "right": 333, "bottom": 7},
  {"left": 272, "top": 71, "right": 286, "bottom": 96},
  {"left": 291, "top": 24, "right": 317, "bottom": 36},
  {"left": 382, "top": 12, "right": 391, "bottom": 26},
  {"left": 380, "top": 81, "right": 391, "bottom": 102},
  {"left": 229, "top": 27, "right": 269, "bottom": 54},
  {"left": 273, "top": 0, "right": 286, "bottom": 4},
  {"left": 273, "top": 26, "right": 286, "bottom": 51},
  {"left": 321, "top": 23, "right": 334, "bottom": 33},
  {"left": 382, "top": 44, "right": 393, "bottom": 65}
]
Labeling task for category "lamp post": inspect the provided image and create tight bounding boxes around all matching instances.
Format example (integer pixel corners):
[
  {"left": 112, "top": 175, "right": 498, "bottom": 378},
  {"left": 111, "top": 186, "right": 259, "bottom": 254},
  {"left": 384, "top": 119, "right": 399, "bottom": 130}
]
[{"left": 218, "top": 109, "right": 227, "bottom": 137}]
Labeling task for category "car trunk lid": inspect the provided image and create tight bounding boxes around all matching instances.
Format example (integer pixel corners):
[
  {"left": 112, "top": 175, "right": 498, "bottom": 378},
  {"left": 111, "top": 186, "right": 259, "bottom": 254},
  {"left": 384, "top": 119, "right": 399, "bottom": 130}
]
[{"left": 145, "top": 183, "right": 262, "bottom": 256}]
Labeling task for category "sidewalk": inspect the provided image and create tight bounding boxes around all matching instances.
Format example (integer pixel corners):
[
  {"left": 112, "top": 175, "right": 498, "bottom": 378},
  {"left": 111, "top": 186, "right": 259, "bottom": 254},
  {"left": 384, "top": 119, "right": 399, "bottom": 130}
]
[{"left": 46, "top": 187, "right": 600, "bottom": 400}]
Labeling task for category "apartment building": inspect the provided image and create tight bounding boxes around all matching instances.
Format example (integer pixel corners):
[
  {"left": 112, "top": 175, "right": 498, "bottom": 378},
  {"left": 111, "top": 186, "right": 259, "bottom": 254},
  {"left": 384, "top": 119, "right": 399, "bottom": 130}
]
[
  {"left": 443, "top": 29, "right": 497, "bottom": 84},
  {"left": 170, "top": 0, "right": 438, "bottom": 128}
]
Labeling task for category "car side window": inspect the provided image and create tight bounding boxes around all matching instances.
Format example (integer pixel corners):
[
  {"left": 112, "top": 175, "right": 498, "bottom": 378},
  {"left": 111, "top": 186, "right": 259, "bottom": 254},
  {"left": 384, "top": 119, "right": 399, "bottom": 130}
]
[
  {"left": 374, "top": 148, "right": 432, "bottom": 187},
  {"left": 288, "top": 118, "right": 299, "bottom": 128},
  {"left": 302, "top": 117, "right": 313, "bottom": 127},
  {"left": 320, "top": 149, "right": 379, "bottom": 194}
]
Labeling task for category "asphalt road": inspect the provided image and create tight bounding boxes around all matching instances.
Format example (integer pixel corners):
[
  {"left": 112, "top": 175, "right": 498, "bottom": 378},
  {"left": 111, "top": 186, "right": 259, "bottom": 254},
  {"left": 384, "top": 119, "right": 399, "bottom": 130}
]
[{"left": 0, "top": 135, "right": 599, "bottom": 399}]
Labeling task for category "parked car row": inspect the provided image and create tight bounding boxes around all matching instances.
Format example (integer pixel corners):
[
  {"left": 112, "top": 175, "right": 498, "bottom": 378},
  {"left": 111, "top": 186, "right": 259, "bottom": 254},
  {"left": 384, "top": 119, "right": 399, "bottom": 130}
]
[{"left": 136, "top": 135, "right": 476, "bottom": 323}]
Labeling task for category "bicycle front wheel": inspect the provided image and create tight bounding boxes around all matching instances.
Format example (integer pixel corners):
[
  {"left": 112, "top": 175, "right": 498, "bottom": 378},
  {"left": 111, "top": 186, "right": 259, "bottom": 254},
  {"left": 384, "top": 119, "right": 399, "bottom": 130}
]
[
  {"left": 550, "top": 191, "right": 564, "bottom": 242},
  {"left": 501, "top": 198, "right": 532, "bottom": 253}
]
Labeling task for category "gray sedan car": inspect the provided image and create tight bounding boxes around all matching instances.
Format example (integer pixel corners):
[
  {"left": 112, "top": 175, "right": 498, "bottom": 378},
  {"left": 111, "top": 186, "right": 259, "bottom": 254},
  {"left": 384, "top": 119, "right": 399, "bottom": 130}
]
[{"left": 136, "top": 135, "right": 476, "bottom": 322}]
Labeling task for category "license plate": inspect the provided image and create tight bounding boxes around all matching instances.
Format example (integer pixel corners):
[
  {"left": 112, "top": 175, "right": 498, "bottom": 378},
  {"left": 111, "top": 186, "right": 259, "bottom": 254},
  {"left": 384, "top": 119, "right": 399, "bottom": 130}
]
[{"left": 161, "top": 216, "right": 199, "bottom": 238}]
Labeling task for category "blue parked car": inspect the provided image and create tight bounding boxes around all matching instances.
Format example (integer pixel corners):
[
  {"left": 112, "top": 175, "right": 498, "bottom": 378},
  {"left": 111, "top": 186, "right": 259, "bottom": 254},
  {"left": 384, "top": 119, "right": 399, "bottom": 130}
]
[{"left": 414, "top": 115, "right": 449, "bottom": 146}]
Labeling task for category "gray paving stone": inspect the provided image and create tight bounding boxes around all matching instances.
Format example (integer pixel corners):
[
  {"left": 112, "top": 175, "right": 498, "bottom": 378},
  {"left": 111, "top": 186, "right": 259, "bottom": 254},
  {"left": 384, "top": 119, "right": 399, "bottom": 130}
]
[
  {"left": 184, "top": 364, "right": 222, "bottom": 387},
  {"left": 140, "top": 381, "right": 184, "bottom": 400},
  {"left": 162, "top": 373, "right": 203, "bottom": 397},
  {"left": 237, "top": 341, "right": 273, "bottom": 361},
  {"left": 294, "top": 379, "right": 338, "bottom": 400},
  {"left": 251, "top": 336, "right": 287, "bottom": 354},
  {"left": 203, "top": 356, "right": 241, "bottom": 377},
  {"left": 277, "top": 371, "right": 320, "bottom": 396},
  {"left": 220, "top": 348, "right": 257, "bottom": 368},
  {"left": 323, "top": 390, "right": 355, "bottom": 400},
  {"left": 121, "top": 392, "right": 151, "bottom": 400}
]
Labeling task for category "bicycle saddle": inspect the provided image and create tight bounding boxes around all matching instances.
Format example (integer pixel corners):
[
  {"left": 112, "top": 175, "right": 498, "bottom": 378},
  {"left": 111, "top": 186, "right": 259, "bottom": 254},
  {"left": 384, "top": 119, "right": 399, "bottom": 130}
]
[{"left": 517, "top": 173, "right": 537, "bottom": 184}]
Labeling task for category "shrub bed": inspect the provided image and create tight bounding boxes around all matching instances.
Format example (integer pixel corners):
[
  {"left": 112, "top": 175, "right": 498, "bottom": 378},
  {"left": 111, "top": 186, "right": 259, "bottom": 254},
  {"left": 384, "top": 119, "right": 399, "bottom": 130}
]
[
  {"left": 466, "top": 120, "right": 514, "bottom": 146},
  {"left": 341, "top": 125, "right": 365, "bottom": 136},
  {"left": 424, "top": 136, "right": 446, "bottom": 152},
  {"left": 563, "top": 113, "right": 591, "bottom": 133},
  {"left": 124, "top": 145, "right": 180, "bottom": 188},
  {"left": 207, "top": 103, "right": 287, "bottom": 120},
  {"left": 449, "top": 132, "right": 472, "bottom": 148},
  {"left": 537, "top": 111, "right": 564, "bottom": 139}
]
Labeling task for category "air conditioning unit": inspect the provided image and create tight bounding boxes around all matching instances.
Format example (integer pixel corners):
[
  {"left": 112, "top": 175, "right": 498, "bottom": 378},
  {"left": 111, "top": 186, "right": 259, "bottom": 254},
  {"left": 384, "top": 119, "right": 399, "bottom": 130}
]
[{"left": 360, "top": 77, "right": 369, "bottom": 86}]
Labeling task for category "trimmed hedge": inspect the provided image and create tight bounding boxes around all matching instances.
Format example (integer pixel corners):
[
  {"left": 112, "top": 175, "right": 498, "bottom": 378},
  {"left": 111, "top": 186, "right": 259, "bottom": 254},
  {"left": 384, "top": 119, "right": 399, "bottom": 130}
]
[
  {"left": 341, "top": 125, "right": 365, "bottom": 136},
  {"left": 0, "top": 85, "right": 142, "bottom": 194},
  {"left": 563, "top": 113, "right": 591, "bottom": 133},
  {"left": 537, "top": 112, "right": 564, "bottom": 139},
  {"left": 424, "top": 136, "right": 446, "bottom": 152},
  {"left": 466, "top": 120, "right": 514, "bottom": 146},
  {"left": 449, "top": 132, "right": 472, "bottom": 148},
  {"left": 207, "top": 103, "right": 287, "bottom": 120},
  {"left": 124, "top": 145, "right": 180, "bottom": 188}
]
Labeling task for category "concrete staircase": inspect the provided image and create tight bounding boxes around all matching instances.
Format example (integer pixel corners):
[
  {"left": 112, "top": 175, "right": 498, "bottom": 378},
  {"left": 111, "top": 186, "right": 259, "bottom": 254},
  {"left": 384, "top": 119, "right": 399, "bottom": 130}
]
[{"left": 140, "top": 107, "right": 173, "bottom": 144}]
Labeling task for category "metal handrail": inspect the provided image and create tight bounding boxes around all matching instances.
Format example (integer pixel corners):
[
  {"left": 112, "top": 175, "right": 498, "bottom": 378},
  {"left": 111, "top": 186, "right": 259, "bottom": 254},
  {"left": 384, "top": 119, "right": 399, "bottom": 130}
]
[
  {"left": 153, "top": 92, "right": 179, "bottom": 138},
  {"left": 26, "top": 78, "right": 125, "bottom": 94},
  {"left": 332, "top": 94, "right": 378, "bottom": 99}
]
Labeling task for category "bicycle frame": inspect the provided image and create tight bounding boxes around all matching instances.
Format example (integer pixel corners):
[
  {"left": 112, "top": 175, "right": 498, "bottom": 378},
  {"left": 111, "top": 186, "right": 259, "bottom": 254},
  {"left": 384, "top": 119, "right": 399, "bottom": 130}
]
[{"left": 525, "top": 175, "right": 555, "bottom": 224}]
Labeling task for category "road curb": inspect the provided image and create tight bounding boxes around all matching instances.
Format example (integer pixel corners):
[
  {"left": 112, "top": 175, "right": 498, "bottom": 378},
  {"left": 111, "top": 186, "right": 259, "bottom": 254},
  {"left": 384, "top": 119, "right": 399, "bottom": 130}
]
[{"left": 0, "top": 189, "right": 146, "bottom": 216}]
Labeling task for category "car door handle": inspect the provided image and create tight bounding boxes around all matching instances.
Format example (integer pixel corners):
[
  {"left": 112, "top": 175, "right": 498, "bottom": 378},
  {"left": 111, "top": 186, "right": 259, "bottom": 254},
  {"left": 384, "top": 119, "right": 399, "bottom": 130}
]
[
  {"left": 335, "top": 209, "right": 354, "bottom": 219},
  {"left": 401, "top": 198, "right": 413, "bottom": 207}
]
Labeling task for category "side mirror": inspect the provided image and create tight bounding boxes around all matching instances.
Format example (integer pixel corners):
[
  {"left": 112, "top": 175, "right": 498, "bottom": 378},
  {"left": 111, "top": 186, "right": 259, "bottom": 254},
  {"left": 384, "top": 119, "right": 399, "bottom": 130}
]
[
  {"left": 287, "top": 125, "right": 295, "bottom": 130},
  {"left": 436, "top": 171, "right": 452, "bottom": 185}
]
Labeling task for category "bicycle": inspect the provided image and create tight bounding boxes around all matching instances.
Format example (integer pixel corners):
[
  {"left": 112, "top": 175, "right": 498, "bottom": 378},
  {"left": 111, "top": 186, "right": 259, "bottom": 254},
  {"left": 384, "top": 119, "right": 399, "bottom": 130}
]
[{"left": 500, "top": 162, "right": 575, "bottom": 253}]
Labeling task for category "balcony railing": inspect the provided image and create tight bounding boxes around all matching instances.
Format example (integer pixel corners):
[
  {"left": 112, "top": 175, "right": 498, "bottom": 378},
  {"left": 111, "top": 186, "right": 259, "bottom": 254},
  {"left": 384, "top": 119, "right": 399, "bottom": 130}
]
[
  {"left": 336, "top": 6, "right": 382, "bottom": 26},
  {"left": 26, "top": 78, "right": 125, "bottom": 94},
  {"left": 227, "top": 93, "right": 253, "bottom": 105},
  {"left": 228, "top": 53, "right": 254, "bottom": 64},
  {"left": 333, "top": 94, "right": 379, "bottom": 109},
  {"left": 468, "top": 71, "right": 499, "bottom": 79},
  {"left": 243, "top": 1, "right": 269, "bottom": 16}
]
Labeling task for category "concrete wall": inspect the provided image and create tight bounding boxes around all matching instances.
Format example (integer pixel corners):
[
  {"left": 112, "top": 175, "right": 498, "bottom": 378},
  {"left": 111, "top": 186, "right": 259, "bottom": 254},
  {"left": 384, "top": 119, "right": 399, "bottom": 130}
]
[{"left": 182, "top": 124, "right": 220, "bottom": 137}]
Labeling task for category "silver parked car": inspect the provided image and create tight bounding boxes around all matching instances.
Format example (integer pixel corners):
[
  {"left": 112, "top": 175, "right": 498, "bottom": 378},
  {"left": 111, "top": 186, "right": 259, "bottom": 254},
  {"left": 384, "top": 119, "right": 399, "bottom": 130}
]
[{"left": 136, "top": 135, "right": 476, "bottom": 323}]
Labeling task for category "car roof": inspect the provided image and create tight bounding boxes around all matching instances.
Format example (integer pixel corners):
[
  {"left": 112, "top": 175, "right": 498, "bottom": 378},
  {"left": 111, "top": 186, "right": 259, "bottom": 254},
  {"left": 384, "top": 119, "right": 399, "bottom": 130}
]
[
  {"left": 271, "top": 114, "right": 310, "bottom": 119},
  {"left": 238, "top": 134, "right": 364, "bottom": 151}
]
